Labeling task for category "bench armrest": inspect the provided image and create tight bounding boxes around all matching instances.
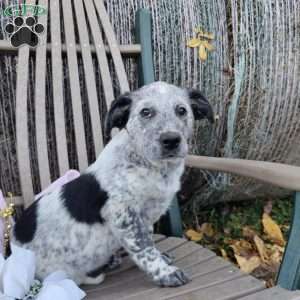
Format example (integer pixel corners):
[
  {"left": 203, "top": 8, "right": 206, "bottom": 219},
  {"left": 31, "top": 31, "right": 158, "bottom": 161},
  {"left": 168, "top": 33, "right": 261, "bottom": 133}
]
[{"left": 186, "top": 155, "right": 300, "bottom": 191}]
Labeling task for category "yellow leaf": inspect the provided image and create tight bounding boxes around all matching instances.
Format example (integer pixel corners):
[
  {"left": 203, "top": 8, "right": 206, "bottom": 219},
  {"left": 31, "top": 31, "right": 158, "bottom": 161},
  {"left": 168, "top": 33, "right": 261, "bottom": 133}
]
[
  {"left": 262, "top": 213, "right": 285, "bottom": 246},
  {"left": 254, "top": 235, "right": 269, "bottom": 263},
  {"left": 185, "top": 229, "right": 203, "bottom": 242},
  {"left": 242, "top": 226, "right": 257, "bottom": 239},
  {"left": 235, "top": 255, "right": 261, "bottom": 273},
  {"left": 199, "top": 44, "right": 207, "bottom": 61},
  {"left": 203, "top": 40, "right": 215, "bottom": 52},
  {"left": 187, "top": 38, "right": 201, "bottom": 48},
  {"left": 201, "top": 223, "right": 214, "bottom": 237},
  {"left": 220, "top": 248, "right": 229, "bottom": 261},
  {"left": 230, "top": 240, "right": 254, "bottom": 256}
]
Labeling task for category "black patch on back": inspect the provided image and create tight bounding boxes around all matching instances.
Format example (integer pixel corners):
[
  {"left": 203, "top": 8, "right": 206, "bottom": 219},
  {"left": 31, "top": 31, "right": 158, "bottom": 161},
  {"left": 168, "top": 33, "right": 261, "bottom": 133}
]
[
  {"left": 61, "top": 173, "right": 108, "bottom": 224},
  {"left": 14, "top": 198, "right": 39, "bottom": 244}
]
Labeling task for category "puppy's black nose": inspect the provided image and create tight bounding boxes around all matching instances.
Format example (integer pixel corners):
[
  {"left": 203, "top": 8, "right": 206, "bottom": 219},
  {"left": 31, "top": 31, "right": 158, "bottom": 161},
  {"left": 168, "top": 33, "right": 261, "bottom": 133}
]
[{"left": 160, "top": 132, "right": 181, "bottom": 151}]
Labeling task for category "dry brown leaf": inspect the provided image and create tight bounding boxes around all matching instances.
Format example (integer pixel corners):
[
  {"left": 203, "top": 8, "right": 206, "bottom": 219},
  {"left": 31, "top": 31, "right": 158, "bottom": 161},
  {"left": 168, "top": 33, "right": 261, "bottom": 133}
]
[
  {"left": 230, "top": 240, "right": 254, "bottom": 257},
  {"left": 201, "top": 223, "right": 214, "bottom": 237},
  {"left": 185, "top": 229, "right": 203, "bottom": 242},
  {"left": 262, "top": 213, "right": 285, "bottom": 246},
  {"left": 243, "top": 226, "right": 257, "bottom": 239},
  {"left": 235, "top": 255, "right": 261, "bottom": 273},
  {"left": 220, "top": 248, "right": 229, "bottom": 261},
  {"left": 254, "top": 235, "right": 269, "bottom": 263}
]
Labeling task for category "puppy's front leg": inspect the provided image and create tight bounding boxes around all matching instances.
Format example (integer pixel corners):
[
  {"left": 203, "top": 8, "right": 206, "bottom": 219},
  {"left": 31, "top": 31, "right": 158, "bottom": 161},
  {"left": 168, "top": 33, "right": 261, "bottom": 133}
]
[{"left": 110, "top": 207, "right": 190, "bottom": 287}]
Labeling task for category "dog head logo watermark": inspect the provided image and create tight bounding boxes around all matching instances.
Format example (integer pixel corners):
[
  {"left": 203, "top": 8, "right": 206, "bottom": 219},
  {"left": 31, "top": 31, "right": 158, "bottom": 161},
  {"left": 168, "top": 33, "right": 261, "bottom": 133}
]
[{"left": 3, "top": 4, "right": 47, "bottom": 48}]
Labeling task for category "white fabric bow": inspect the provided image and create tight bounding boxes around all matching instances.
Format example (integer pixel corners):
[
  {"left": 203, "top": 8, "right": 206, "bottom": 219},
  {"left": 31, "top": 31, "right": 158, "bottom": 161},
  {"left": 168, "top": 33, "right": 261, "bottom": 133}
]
[{"left": 0, "top": 244, "right": 86, "bottom": 300}]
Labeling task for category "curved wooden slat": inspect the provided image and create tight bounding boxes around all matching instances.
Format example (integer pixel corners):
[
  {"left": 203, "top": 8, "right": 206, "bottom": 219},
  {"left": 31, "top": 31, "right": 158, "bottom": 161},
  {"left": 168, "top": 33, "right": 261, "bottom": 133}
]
[
  {"left": 84, "top": 0, "right": 115, "bottom": 108},
  {"left": 35, "top": 0, "right": 51, "bottom": 190},
  {"left": 16, "top": 0, "right": 36, "bottom": 207},
  {"left": 62, "top": 0, "right": 88, "bottom": 171},
  {"left": 73, "top": 0, "right": 103, "bottom": 156},
  {"left": 186, "top": 155, "right": 300, "bottom": 191},
  {"left": 50, "top": 0, "right": 69, "bottom": 175},
  {"left": 93, "top": 0, "right": 130, "bottom": 94}
]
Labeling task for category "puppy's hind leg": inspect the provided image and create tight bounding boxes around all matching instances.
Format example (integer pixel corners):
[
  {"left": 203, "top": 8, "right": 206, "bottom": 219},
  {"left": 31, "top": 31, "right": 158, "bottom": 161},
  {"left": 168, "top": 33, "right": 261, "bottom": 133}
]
[
  {"left": 83, "top": 273, "right": 105, "bottom": 285},
  {"left": 84, "top": 266, "right": 106, "bottom": 285}
]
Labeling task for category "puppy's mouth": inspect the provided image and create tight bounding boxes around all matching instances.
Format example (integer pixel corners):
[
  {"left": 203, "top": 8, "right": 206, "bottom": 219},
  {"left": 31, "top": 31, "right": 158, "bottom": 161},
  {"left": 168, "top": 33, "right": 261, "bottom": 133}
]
[{"left": 161, "top": 153, "right": 185, "bottom": 160}]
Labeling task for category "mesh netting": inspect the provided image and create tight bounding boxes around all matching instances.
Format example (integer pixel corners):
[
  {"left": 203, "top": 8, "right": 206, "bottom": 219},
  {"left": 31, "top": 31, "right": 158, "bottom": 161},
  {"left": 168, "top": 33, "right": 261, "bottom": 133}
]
[{"left": 0, "top": 0, "right": 300, "bottom": 208}]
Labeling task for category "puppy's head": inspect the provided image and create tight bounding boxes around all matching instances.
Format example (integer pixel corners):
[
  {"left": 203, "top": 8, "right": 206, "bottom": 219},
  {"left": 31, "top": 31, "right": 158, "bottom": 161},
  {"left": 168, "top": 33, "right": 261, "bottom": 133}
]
[{"left": 105, "top": 81, "right": 214, "bottom": 162}]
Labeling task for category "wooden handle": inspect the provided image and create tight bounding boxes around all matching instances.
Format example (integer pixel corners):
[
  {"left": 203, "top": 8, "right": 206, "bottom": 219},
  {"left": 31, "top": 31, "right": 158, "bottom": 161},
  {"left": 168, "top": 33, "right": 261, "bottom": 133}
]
[{"left": 186, "top": 155, "right": 300, "bottom": 191}]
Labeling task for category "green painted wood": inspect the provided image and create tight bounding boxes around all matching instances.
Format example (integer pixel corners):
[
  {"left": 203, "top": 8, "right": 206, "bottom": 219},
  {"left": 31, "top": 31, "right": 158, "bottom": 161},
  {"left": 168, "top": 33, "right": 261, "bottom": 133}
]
[
  {"left": 135, "top": 9, "right": 155, "bottom": 86},
  {"left": 277, "top": 191, "right": 300, "bottom": 290},
  {"left": 135, "top": 8, "right": 183, "bottom": 237},
  {"left": 135, "top": 9, "right": 183, "bottom": 237}
]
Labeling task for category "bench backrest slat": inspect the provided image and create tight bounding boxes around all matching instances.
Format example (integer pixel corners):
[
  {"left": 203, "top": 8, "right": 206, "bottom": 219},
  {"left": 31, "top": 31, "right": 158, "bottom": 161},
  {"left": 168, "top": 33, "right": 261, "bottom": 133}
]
[
  {"left": 61, "top": 0, "right": 89, "bottom": 171},
  {"left": 16, "top": 0, "right": 36, "bottom": 205},
  {"left": 50, "top": 0, "right": 70, "bottom": 176},
  {"left": 84, "top": 0, "right": 115, "bottom": 108},
  {"left": 74, "top": 0, "right": 103, "bottom": 156},
  {"left": 35, "top": 0, "right": 51, "bottom": 190},
  {"left": 94, "top": 0, "right": 130, "bottom": 94}
]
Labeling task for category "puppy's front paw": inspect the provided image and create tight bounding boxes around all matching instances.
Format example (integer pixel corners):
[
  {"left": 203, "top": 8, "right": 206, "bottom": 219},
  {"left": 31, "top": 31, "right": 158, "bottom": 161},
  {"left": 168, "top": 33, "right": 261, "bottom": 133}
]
[{"left": 154, "top": 266, "right": 190, "bottom": 287}]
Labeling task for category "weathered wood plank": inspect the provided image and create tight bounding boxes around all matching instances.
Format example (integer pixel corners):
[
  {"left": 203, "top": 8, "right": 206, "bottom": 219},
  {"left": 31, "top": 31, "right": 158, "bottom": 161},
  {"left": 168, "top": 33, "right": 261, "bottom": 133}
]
[
  {"left": 74, "top": 0, "right": 103, "bottom": 156},
  {"left": 93, "top": 0, "right": 129, "bottom": 93},
  {"left": 83, "top": 0, "right": 115, "bottom": 109},
  {"left": 105, "top": 237, "right": 187, "bottom": 277},
  {"left": 16, "top": 0, "right": 36, "bottom": 207},
  {"left": 50, "top": 0, "right": 69, "bottom": 175},
  {"left": 87, "top": 261, "right": 238, "bottom": 300},
  {"left": 84, "top": 240, "right": 199, "bottom": 293},
  {"left": 0, "top": 40, "right": 141, "bottom": 56},
  {"left": 62, "top": 0, "right": 88, "bottom": 170},
  {"left": 168, "top": 276, "right": 264, "bottom": 300},
  {"left": 35, "top": 0, "right": 50, "bottom": 190},
  {"left": 239, "top": 286, "right": 300, "bottom": 300}
]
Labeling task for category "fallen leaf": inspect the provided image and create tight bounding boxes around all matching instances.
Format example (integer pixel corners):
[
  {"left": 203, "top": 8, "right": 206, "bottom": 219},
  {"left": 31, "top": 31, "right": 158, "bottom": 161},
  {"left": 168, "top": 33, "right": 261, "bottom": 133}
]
[
  {"left": 243, "top": 226, "right": 257, "bottom": 239},
  {"left": 185, "top": 229, "right": 203, "bottom": 242},
  {"left": 262, "top": 213, "right": 285, "bottom": 246},
  {"left": 220, "top": 248, "right": 229, "bottom": 261},
  {"left": 254, "top": 235, "right": 269, "bottom": 263},
  {"left": 201, "top": 223, "right": 214, "bottom": 237},
  {"left": 235, "top": 255, "right": 261, "bottom": 273},
  {"left": 230, "top": 240, "right": 254, "bottom": 257}
]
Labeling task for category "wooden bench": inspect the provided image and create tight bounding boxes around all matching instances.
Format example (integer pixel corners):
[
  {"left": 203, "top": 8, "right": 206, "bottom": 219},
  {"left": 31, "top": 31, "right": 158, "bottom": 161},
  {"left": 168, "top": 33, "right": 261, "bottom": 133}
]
[{"left": 2, "top": 0, "right": 300, "bottom": 298}]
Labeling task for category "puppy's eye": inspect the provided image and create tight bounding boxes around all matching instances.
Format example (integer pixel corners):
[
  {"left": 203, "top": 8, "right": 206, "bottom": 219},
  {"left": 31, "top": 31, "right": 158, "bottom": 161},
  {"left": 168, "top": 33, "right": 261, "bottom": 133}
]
[
  {"left": 176, "top": 105, "right": 187, "bottom": 117},
  {"left": 140, "top": 108, "right": 155, "bottom": 119}
]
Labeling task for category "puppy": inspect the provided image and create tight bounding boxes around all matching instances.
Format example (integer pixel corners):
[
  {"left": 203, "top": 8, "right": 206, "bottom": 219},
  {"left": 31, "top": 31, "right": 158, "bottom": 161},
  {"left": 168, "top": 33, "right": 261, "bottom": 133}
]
[{"left": 12, "top": 82, "right": 213, "bottom": 287}]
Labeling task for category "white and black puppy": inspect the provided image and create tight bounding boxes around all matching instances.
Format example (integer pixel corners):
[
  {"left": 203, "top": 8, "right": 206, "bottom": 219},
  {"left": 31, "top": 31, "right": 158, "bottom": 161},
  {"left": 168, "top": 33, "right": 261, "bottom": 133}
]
[{"left": 12, "top": 82, "right": 213, "bottom": 287}]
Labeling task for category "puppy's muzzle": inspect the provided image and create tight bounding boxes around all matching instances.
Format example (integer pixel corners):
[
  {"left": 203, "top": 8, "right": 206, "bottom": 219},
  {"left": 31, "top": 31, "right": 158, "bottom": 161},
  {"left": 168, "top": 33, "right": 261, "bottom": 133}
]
[{"left": 160, "top": 132, "right": 181, "bottom": 157}]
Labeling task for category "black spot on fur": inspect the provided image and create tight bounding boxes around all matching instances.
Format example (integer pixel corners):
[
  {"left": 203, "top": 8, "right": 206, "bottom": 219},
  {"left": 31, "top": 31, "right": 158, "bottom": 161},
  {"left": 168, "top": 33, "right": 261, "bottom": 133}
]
[
  {"left": 61, "top": 173, "right": 108, "bottom": 224},
  {"left": 104, "top": 93, "right": 132, "bottom": 143},
  {"left": 14, "top": 198, "right": 39, "bottom": 244},
  {"left": 188, "top": 89, "right": 214, "bottom": 123}
]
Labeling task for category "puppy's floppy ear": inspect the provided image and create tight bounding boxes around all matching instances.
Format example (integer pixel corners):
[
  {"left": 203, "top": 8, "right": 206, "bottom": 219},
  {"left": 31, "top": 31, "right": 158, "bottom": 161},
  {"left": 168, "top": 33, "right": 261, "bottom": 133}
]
[
  {"left": 104, "top": 93, "right": 132, "bottom": 142},
  {"left": 187, "top": 89, "right": 214, "bottom": 123}
]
